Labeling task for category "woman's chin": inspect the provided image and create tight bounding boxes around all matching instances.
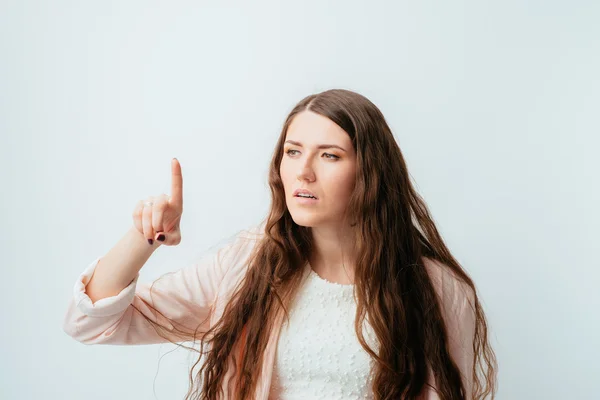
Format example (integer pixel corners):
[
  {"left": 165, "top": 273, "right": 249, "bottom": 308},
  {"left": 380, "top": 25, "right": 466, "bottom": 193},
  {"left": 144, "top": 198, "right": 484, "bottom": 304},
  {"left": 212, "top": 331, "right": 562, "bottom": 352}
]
[{"left": 289, "top": 212, "right": 321, "bottom": 228}]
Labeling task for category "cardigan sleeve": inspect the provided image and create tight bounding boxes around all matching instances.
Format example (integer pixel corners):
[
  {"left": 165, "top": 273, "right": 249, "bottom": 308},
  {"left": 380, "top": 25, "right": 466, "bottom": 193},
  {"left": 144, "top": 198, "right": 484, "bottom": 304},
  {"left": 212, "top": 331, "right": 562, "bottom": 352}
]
[
  {"left": 421, "top": 257, "right": 477, "bottom": 400},
  {"left": 444, "top": 279, "right": 476, "bottom": 398},
  {"left": 62, "top": 228, "right": 260, "bottom": 345}
]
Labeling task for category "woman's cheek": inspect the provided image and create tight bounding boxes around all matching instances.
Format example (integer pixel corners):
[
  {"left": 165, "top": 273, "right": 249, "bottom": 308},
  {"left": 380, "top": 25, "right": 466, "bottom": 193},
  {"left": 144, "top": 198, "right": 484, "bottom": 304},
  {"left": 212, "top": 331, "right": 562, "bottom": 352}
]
[{"left": 336, "top": 169, "right": 356, "bottom": 197}]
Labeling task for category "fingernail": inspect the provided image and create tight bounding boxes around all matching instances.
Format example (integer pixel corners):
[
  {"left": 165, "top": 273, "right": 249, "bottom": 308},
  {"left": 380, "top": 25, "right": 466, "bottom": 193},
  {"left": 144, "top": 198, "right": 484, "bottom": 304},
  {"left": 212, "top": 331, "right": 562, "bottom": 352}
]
[
  {"left": 157, "top": 234, "right": 166, "bottom": 242},
  {"left": 148, "top": 239, "right": 154, "bottom": 245}
]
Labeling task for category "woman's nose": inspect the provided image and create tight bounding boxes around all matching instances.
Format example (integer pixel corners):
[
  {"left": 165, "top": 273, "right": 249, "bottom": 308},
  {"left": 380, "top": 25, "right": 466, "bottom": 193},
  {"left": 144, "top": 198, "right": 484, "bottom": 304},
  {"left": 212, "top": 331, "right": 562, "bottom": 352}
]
[{"left": 296, "top": 164, "right": 315, "bottom": 182}]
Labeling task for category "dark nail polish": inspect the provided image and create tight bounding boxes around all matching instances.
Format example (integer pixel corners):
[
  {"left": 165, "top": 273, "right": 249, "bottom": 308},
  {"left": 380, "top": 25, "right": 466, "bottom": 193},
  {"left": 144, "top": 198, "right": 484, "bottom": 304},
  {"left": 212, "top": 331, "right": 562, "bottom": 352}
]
[
  {"left": 148, "top": 239, "right": 154, "bottom": 245},
  {"left": 157, "top": 234, "right": 166, "bottom": 242}
]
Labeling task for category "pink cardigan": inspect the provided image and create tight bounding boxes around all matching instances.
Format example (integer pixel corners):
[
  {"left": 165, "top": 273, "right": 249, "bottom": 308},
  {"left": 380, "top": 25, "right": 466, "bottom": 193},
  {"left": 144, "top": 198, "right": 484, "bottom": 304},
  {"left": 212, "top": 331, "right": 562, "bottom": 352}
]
[{"left": 63, "top": 227, "right": 476, "bottom": 399}]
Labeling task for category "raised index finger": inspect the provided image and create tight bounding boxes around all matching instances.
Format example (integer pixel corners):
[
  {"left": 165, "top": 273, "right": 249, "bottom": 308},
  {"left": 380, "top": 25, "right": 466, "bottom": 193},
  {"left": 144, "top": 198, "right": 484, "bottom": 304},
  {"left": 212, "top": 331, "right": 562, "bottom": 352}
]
[{"left": 170, "top": 158, "right": 183, "bottom": 207}]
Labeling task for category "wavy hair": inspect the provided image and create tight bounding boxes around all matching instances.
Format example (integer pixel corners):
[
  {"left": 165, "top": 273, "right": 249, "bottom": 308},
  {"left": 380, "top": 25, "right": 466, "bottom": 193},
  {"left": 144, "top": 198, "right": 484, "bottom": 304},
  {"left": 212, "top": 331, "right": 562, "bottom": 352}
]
[{"left": 138, "top": 89, "right": 497, "bottom": 399}]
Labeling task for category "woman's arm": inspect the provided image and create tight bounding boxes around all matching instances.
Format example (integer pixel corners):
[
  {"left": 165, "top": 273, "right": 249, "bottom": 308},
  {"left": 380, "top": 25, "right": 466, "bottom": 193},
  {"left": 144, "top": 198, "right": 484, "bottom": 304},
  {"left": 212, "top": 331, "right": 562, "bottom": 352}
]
[
  {"left": 63, "top": 247, "right": 226, "bottom": 345},
  {"left": 422, "top": 257, "right": 477, "bottom": 399},
  {"left": 62, "top": 230, "right": 259, "bottom": 345},
  {"left": 444, "top": 281, "right": 477, "bottom": 397}
]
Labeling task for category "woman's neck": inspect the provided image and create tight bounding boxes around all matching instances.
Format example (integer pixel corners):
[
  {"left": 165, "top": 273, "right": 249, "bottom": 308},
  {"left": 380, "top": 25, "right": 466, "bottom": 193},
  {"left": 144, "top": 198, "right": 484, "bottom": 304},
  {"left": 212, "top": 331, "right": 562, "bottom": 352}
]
[{"left": 308, "top": 225, "right": 357, "bottom": 284}]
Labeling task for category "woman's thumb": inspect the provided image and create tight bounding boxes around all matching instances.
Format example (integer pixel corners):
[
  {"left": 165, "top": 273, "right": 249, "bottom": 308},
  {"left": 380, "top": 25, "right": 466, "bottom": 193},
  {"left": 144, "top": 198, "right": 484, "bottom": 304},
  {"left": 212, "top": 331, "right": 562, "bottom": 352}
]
[{"left": 154, "top": 230, "right": 181, "bottom": 246}]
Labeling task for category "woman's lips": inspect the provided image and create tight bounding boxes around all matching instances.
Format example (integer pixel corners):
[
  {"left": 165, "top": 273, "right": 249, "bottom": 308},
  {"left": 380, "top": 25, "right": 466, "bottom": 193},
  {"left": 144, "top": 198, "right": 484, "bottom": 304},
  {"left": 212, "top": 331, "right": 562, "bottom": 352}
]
[{"left": 294, "top": 195, "right": 319, "bottom": 205}]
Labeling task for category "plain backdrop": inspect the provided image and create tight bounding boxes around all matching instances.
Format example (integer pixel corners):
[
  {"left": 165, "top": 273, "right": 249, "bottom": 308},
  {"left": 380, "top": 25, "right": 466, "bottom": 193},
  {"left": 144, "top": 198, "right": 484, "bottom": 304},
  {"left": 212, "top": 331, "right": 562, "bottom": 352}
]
[{"left": 1, "top": 1, "right": 598, "bottom": 399}]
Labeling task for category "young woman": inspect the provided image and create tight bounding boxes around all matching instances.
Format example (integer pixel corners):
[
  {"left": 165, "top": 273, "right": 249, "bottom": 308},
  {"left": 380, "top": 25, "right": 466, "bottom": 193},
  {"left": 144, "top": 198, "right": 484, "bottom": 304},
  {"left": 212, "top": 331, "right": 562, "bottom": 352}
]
[{"left": 63, "top": 89, "right": 497, "bottom": 399}]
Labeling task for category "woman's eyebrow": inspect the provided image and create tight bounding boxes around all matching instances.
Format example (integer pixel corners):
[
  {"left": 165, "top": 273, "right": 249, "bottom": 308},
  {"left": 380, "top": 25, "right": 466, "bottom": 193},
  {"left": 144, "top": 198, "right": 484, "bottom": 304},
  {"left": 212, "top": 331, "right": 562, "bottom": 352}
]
[{"left": 284, "top": 140, "right": 347, "bottom": 152}]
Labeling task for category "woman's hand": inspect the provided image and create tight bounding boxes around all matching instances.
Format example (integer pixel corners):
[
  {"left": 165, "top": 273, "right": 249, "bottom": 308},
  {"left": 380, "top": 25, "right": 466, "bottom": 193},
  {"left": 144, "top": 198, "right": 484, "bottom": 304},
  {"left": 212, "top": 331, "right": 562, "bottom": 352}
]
[{"left": 132, "top": 158, "right": 184, "bottom": 246}]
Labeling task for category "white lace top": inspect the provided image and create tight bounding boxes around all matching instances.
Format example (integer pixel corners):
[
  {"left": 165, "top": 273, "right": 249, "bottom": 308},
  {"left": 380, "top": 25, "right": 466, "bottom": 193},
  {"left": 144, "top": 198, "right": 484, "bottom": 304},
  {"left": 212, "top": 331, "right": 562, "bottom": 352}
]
[{"left": 268, "top": 263, "right": 380, "bottom": 400}]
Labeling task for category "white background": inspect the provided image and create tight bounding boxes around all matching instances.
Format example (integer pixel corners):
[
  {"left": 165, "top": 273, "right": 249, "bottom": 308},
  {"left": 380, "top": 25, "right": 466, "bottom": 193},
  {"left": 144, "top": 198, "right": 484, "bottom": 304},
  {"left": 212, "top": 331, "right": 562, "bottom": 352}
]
[{"left": 1, "top": 1, "right": 598, "bottom": 399}]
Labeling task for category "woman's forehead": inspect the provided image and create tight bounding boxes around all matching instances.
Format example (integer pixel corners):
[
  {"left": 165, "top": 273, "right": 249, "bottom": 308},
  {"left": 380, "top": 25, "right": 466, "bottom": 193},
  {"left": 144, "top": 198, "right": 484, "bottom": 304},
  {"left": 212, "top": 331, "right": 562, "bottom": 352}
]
[{"left": 286, "top": 111, "right": 351, "bottom": 147}]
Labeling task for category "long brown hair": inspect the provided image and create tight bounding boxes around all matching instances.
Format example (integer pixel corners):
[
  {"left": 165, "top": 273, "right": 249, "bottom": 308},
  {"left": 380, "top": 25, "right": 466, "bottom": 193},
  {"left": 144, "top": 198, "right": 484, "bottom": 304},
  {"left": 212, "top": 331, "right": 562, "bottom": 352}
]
[{"left": 138, "top": 89, "right": 497, "bottom": 399}]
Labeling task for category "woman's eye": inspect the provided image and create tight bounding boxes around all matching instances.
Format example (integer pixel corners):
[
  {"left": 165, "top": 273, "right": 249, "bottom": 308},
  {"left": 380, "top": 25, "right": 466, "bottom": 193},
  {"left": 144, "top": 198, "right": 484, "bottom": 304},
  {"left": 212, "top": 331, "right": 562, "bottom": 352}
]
[{"left": 285, "top": 149, "right": 339, "bottom": 160}]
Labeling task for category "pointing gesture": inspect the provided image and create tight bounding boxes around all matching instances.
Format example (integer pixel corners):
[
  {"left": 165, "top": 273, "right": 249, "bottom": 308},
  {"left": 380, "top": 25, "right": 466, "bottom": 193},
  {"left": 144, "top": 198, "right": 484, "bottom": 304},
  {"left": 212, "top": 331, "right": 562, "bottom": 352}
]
[
  {"left": 132, "top": 158, "right": 184, "bottom": 246},
  {"left": 170, "top": 157, "right": 183, "bottom": 210}
]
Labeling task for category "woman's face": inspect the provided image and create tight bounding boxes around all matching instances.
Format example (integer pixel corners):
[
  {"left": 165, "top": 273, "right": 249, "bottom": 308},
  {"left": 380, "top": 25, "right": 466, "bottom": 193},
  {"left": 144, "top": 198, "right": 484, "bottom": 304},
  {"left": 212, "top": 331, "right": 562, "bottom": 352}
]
[{"left": 279, "top": 110, "right": 357, "bottom": 228}]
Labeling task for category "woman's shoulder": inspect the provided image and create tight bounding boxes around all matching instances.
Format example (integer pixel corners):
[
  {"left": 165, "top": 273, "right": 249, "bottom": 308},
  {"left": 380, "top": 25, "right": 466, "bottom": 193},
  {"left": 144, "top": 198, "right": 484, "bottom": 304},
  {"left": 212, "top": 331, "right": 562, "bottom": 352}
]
[
  {"left": 211, "top": 222, "right": 266, "bottom": 285},
  {"left": 421, "top": 256, "right": 475, "bottom": 311}
]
